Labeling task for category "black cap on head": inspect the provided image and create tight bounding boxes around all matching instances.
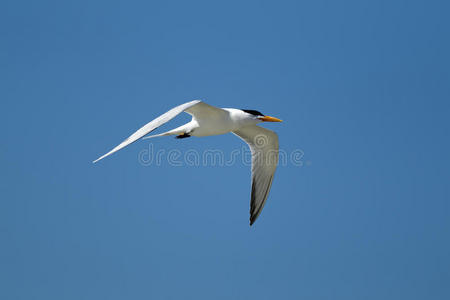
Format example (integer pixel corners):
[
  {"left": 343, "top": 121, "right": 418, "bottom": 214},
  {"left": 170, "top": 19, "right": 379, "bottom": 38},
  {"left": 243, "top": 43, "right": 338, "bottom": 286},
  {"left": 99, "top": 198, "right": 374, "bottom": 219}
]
[{"left": 241, "top": 109, "right": 264, "bottom": 117}]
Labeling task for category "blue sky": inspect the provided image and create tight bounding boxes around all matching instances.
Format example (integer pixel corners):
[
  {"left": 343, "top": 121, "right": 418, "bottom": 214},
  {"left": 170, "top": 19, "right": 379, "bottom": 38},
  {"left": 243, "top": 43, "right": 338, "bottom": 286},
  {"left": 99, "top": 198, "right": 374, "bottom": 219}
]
[{"left": 1, "top": 0, "right": 449, "bottom": 299}]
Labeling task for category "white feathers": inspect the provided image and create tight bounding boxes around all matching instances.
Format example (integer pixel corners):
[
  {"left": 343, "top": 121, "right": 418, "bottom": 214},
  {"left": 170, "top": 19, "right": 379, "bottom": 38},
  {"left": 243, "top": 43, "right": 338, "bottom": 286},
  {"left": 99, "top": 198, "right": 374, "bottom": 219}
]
[{"left": 93, "top": 100, "right": 281, "bottom": 225}]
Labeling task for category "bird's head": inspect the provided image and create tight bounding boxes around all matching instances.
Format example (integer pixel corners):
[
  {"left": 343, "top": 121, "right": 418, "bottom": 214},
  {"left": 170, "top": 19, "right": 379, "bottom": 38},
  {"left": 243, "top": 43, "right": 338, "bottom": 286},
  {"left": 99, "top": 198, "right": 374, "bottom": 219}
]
[{"left": 241, "top": 109, "right": 283, "bottom": 123}]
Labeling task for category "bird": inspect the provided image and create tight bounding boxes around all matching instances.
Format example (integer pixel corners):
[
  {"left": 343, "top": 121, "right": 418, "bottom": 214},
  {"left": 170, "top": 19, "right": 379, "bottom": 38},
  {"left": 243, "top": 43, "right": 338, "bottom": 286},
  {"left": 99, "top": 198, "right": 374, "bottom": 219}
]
[{"left": 93, "top": 100, "right": 282, "bottom": 225}]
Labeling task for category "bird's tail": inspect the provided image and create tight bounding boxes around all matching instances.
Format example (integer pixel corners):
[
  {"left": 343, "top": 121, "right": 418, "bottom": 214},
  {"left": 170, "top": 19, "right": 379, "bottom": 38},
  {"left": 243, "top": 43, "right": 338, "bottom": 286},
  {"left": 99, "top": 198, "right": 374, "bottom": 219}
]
[
  {"left": 142, "top": 124, "right": 190, "bottom": 140},
  {"left": 141, "top": 132, "right": 172, "bottom": 140}
]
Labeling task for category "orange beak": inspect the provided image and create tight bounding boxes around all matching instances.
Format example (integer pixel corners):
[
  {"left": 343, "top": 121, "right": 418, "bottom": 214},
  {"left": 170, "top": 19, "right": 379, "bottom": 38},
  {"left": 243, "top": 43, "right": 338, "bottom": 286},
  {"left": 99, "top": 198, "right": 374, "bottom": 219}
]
[{"left": 259, "top": 115, "right": 283, "bottom": 122}]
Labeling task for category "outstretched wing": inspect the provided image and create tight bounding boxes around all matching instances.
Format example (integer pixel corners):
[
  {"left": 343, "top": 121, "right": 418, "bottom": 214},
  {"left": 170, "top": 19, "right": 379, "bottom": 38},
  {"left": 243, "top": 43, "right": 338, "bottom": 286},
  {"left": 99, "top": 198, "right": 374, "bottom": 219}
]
[
  {"left": 233, "top": 125, "right": 279, "bottom": 225},
  {"left": 93, "top": 100, "right": 202, "bottom": 163},
  {"left": 185, "top": 101, "right": 229, "bottom": 121}
]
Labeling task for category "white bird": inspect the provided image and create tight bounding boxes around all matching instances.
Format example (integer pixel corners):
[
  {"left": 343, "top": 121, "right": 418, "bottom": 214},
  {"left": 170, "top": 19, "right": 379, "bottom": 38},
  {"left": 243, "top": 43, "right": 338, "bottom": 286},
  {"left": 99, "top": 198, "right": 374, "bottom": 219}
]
[{"left": 93, "top": 100, "right": 282, "bottom": 225}]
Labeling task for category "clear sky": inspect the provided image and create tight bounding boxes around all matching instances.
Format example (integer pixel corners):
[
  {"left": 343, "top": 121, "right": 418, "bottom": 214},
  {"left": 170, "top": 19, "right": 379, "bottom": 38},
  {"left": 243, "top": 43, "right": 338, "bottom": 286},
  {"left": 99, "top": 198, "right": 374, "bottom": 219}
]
[{"left": 1, "top": 0, "right": 449, "bottom": 299}]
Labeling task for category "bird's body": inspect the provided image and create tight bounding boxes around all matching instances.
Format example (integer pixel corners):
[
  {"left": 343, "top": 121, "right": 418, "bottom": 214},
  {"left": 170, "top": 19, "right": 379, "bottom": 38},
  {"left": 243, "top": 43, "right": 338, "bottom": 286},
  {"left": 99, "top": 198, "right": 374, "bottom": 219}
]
[
  {"left": 93, "top": 100, "right": 282, "bottom": 225},
  {"left": 162, "top": 108, "right": 259, "bottom": 137}
]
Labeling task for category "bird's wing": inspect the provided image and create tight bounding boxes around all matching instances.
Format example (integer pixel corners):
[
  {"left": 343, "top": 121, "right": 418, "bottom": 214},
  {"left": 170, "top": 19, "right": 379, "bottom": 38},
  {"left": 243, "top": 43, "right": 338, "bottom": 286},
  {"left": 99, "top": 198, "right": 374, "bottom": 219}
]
[
  {"left": 184, "top": 101, "right": 229, "bottom": 120},
  {"left": 232, "top": 125, "right": 279, "bottom": 225},
  {"left": 93, "top": 100, "right": 203, "bottom": 163}
]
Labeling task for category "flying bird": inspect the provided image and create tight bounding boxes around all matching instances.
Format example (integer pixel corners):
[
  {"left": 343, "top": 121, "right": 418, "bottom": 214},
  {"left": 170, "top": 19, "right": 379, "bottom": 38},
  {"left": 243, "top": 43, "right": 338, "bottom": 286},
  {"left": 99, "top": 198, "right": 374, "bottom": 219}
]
[{"left": 93, "top": 100, "right": 282, "bottom": 225}]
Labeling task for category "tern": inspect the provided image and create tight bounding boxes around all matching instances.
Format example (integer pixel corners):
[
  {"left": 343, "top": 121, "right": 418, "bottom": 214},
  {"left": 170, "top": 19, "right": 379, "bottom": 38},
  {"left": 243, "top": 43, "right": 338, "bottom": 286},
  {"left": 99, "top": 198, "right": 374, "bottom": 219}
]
[{"left": 93, "top": 100, "right": 282, "bottom": 225}]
